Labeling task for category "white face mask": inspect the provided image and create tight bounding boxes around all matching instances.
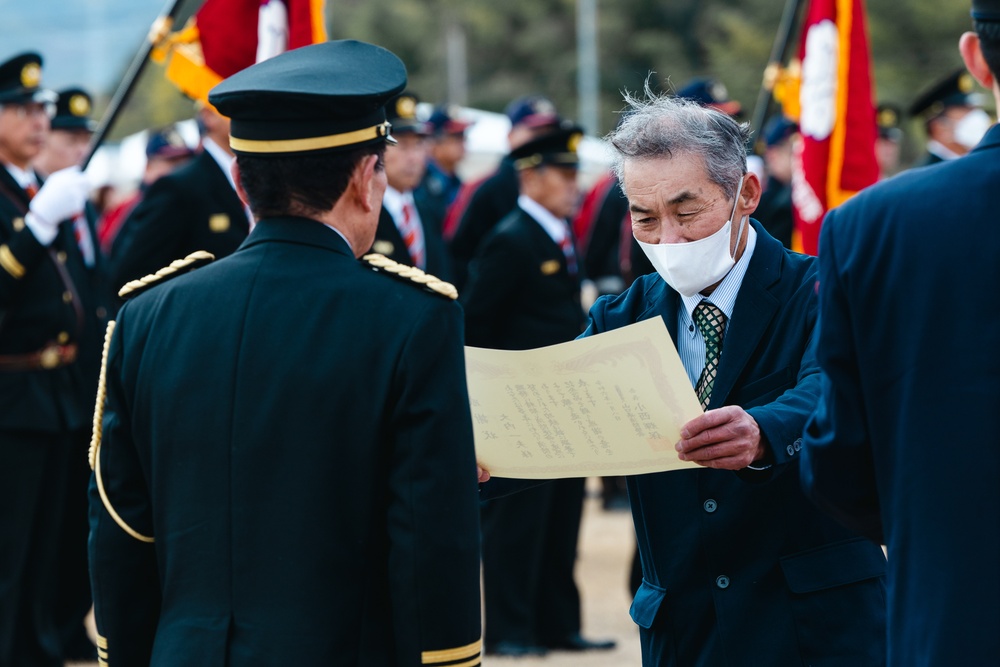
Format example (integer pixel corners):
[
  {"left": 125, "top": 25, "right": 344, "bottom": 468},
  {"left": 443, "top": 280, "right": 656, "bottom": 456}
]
[
  {"left": 636, "top": 176, "right": 746, "bottom": 297},
  {"left": 954, "top": 108, "right": 993, "bottom": 150}
]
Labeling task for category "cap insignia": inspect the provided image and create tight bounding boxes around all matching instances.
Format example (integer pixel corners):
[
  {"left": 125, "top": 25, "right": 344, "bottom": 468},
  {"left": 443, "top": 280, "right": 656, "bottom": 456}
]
[
  {"left": 396, "top": 96, "right": 417, "bottom": 119},
  {"left": 567, "top": 132, "right": 582, "bottom": 153},
  {"left": 20, "top": 63, "right": 40, "bottom": 88},
  {"left": 69, "top": 94, "right": 90, "bottom": 117},
  {"left": 959, "top": 72, "right": 975, "bottom": 93}
]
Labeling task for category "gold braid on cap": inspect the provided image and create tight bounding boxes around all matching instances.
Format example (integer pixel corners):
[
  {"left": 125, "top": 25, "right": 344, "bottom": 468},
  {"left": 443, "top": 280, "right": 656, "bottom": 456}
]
[
  {"left": 118, "top": 250, "right": 215, "bottom": 300},
  {"left": 362, "top": 254, "right": 458, "bottom": 300},
  {"left": 89, "top": 321, "right": 154, "bottom": 543}
]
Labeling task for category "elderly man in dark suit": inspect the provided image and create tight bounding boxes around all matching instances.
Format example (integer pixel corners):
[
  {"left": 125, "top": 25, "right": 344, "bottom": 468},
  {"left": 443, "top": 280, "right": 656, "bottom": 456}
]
[
  {"left": 88, "top": 40, "right": 483, "bottom": 666},
  {"left": 801, "top": 2, "right": 1000, "bottom": 664},
  {"left": 484, "top": 89, "right": 887, "bottom": 665}
]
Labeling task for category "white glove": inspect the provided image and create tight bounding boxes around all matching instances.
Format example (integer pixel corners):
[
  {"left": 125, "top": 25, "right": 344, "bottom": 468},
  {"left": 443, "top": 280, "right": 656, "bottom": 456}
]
[{"left": 25, "top": 166, "right": 90, "bottom": 246}]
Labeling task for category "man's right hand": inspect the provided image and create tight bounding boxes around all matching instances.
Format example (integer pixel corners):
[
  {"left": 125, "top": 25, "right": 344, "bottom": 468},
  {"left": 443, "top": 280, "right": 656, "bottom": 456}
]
[{"left": 26, "top": 166, "right": 90, "bottom": 245}]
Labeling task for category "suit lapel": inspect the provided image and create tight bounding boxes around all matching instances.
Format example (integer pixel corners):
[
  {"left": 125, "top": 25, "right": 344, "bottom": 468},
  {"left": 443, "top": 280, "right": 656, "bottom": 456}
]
[
  {"left": 636, "top": 280, "right": 680, "bottom": 347},
  {"left": 709, "top": 224, "right": 783, "bottom": 408}
]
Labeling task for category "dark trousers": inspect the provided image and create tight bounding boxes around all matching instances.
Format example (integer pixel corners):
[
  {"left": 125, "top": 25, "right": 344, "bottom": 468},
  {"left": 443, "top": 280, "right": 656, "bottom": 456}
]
[
  {"left": 0, "top": 429, "right": 79, "bottom": 667},
  {"left": 54, "top": 431, "right": 95, "bottom": 655},
  {"left": 481, "top": 477, "right": 585, "bottom": 645}
]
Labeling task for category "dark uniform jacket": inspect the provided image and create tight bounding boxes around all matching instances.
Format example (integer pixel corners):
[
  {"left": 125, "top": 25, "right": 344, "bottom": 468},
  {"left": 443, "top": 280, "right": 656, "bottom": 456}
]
[
  {"left": 802, "top": 124, "right": 1000, "bottom": 666},
  {"left": 370, "top": 190, "right": 452, "bottom": 282},
  {"left": 584, "top": 222, "right": 887, "bottom": 666},
  {"left": 109, "top": 150, "right": 248, "bottom": 294},
  {"left": 0, "top": 166, "right": 97, "bottom": 432},
  {"left": 461, "top": 206, "right": 583, "bottom": 350},
  {"left": 447, "top": 157, "right": 519, "bottom": 290},
  {"left": 90, "top": 216, "right": 483, "bottom": 666}
]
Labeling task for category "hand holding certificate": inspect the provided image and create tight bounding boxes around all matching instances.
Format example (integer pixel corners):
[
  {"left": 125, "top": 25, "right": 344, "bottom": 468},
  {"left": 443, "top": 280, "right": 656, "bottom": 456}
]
[{"left": 465, "top": 317, "right": 704, "bottom": 479}]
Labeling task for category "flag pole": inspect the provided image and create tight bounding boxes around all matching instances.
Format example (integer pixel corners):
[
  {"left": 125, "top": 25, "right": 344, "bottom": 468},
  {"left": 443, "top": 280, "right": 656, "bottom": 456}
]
[
  {"left": 81, "top": 0, "right": 193, "bottom": 170},
  {"left": 748, "top": 0, "right": 808, "bottom": 148}
]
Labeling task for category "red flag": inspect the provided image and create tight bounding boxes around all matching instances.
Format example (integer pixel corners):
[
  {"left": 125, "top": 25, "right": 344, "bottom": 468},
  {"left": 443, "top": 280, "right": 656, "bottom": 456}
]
[
  {"left": 789, "top": 0, "right": 878, "bottom": 255},
  {"left": 152, "top": 0, "right": 328, "bottom": 105}
]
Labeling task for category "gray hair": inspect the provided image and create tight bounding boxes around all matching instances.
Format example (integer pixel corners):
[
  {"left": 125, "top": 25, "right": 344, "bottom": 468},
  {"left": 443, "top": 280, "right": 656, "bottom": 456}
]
[{"left": 607, "top": 82, "right": 751, "bottom": 200}]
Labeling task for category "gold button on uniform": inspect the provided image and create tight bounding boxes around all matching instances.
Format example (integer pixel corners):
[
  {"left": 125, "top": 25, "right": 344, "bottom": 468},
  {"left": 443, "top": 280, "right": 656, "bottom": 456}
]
[
  {"left": 62, "top": 291, "right": 73, "bottom": 304},
  {"left": 209, "top": 214, "right": 230, "bottom": 233},
  {"left": 57, "top": 331, "right": 69, "bottom": 344},
  {"left": 56, "top": 251, "right": 67, "bottom": 263},
  {"left": 13, "top": 217, "right": 25, "bottom": 232}
]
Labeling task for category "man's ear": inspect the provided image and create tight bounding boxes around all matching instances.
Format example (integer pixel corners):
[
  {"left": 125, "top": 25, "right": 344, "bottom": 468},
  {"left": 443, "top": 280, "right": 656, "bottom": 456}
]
[
  {"left": 960, "top": 32, "right": 996, "bottom": 91},
  {"left": 351, "top": 154, "right": 381, "bottom": 214},
  {"left": 740, "top": 170, "right": 763, "bottom": 216},
  {"left": 231, "top": 160, "right": 250, "bottom": 208}
]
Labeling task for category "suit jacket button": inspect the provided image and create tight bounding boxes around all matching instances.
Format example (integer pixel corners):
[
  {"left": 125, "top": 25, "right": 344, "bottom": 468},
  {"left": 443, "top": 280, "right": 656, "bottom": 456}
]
[
  {"left": 703, "top": 499, "right": 717, "bottom": 513},
  {"left": 786, "top": 444, "right": 795, "bottom": 456},
  {"left": 793, "top": 438, "right": 802, "bottom": 451},
  {"left": 716, "top": 575, "right": 730, "bottom": 589}
]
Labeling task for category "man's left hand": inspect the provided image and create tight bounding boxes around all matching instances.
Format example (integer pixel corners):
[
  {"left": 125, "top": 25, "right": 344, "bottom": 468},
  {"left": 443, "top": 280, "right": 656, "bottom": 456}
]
[{"left": 676, "top": 406, "right": 765, "bottom": 470}]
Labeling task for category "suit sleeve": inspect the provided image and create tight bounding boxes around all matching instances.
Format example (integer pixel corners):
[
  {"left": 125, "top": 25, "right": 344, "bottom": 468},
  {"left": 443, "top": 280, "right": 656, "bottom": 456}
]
[
  {"left": 108, "top": 176, "right": 187, "bottom": 291},
  {"left": 386, "top": 298, "right": 483, "bottom": 667},
  {"left": 800, "top": 209, "right": 883, "bottom": 542},
  {"left": 88, "top": 307, "right": 161, "bottom": 665},
  {"left": 0, "top": 218, "right": 54, "bottom": 307}
]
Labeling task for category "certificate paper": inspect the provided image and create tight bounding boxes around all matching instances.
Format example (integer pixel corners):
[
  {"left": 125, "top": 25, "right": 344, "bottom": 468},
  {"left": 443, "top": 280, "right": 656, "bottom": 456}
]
[{"left": 465, "top": 317, "right": 704, "bottom": 479}]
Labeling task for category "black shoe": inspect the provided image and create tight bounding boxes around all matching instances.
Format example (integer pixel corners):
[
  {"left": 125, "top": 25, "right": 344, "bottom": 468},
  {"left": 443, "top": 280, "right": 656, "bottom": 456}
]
[
  {"left": 544, "top": 633, "right": 617, "bottom": 651},
  {"left": 485, "top": 640, "right": 548, "bottom": 657}
]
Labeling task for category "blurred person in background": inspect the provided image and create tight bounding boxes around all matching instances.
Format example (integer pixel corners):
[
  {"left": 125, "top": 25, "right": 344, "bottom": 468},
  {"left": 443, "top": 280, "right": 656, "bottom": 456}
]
[
  {"left": 446, "top": 94, "right": 563, "bottom": 289},
  {"left": 875, "top": 103, "right": 905, "bottom": 178},
  {"left": 909, "top": 68, "right": 992, "bottom": 166},
  {"left": 98, "top": 125, "right": 196, "bottom": 257},
  {"left": 754, "top": 115, "right": 797, "bottom": 249},
  {"left": 418, "top": 104, "right": 472, "bottom": 212},
  {"left": 31, "top": 84, "right": 108, "bottom": 662},
  {"left": 0, "top": 52, "right": 95, "bottom": 667},
  {"left": 370, "top": 92, "right": 453, "bottom": 281},
  {"left": 108, "top": 102, "right": 248, "bottom": 296}
]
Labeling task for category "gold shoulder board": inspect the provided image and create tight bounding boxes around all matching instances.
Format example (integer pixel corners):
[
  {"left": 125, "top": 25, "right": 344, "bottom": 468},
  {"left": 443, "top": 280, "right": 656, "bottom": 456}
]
[
  {"left": 362, "top": 253, "right": 458, "bottom": 300},
  {"left": 118, "top": 250, "right": 216, "bottom": 300}
]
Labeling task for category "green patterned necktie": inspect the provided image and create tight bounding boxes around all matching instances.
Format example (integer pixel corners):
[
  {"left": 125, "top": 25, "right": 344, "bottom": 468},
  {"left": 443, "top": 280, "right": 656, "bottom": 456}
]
[{"left": 694, "top": 301, "right": 727, "bottom": 409}]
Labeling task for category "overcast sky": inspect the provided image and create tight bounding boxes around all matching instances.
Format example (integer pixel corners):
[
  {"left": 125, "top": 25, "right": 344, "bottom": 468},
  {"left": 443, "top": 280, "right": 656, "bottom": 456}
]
[{"left": 0, "top": 0, "right": 171, "bottom": 96}]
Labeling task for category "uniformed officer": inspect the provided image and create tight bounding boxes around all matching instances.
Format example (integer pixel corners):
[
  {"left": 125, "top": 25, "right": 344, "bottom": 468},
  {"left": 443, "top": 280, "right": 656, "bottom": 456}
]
[
  {"left": 419, "top": 104, "right": 473, "bottom": 211},
  {"left": 108, "top": 100, "right": 248, "bottom": 298},
  {"left": 875, "top": 102, "right": 904, "bottom": 178},
  {"left": 446, "top": 94, "right": 562, "bottom": 289},
  {"left": 909, "top": 68, "right": 991, "bottom": 166},
  {"left": 370, "top": 92, "right": 453, "bottom": 280},
  {"left": 89, "top": 40, "right": 483, "bottom": 666},
  {"left": 0, "top": 51, "right": 94, "bottom": 667},
  {"left": 32, "top": 84, "right": 107, "bottom": 662}
]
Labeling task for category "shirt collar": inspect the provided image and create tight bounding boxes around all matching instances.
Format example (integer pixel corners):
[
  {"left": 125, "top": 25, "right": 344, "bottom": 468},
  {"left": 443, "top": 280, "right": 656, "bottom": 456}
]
[
  {"left": 680, "top": 221, "right": 758, "bottom": 321},
  {"left": 517, "top": 193, "right": 567, "bottom": 244},
  {"left": 926, "top": 139, "right": 963, "bottom": 161},
  {"left": 202, "top": 137, "right": 237, "bottom": 190},
  {"left": 381, "top": 185, "right": 413, "bottom": 223},
  {"left": 5, "top": 163, "right": 37, "bottom": 190}
]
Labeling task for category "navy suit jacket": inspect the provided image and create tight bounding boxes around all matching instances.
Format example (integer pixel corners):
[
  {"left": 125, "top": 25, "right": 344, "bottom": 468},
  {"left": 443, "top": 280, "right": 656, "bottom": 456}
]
[
  {"left": 802, "top": 124, "right": 1000, "bottom": 665},
  {"left": 583, "top": 222, "right": 886, "bottom": 666},
  {"left": 90, "top": 217, "right": 483, "bottom": 666},
  {"left": 461, "top": 206, "right": 583, "bottom": 350}
]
